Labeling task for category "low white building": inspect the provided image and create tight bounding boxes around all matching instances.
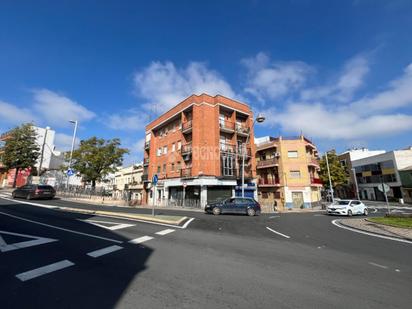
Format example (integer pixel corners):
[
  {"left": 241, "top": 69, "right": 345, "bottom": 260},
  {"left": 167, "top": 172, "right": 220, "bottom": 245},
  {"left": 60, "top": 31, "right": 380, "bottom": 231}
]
[
  {"left": 352, "top": 147, "right": 412, "bottom": 201},
  {"left": 113, "top": 164, "right": 144, "bottom": 202}
]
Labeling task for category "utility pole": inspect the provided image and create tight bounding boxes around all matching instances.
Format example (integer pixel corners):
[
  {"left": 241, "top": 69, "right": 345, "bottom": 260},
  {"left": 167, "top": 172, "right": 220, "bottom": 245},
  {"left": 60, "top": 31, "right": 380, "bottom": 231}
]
[
  {"left": 38, "top": 126, "right": 50, "bottom": 177},
  {"left": 351, "top": 168, "right": 360, "bottom": 200},
  {"left": 325, "top": 151, "right": 334, "bottom": 203}
]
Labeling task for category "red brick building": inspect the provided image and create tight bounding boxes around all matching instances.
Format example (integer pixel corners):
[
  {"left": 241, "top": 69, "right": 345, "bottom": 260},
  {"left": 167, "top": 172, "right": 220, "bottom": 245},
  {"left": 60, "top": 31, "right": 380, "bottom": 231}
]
[{"left": 143, "top": 94, "right": 256, "bottom": 208}]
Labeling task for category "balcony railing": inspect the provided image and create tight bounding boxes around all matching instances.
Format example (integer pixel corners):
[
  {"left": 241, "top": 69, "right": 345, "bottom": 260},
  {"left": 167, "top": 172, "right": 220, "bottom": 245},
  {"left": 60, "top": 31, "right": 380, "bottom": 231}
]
[
  {"left": 220, "top": 168, "right": 252, "bottom": 179},
  {"left": 182, "top": 120, "right": 192, "bottom": 133},
  {"left": 258, "top": 178, "right": 280, "bottom": 186},
  {"left": 237, "top": 145, "right": 251, "bottom": 157},
  {"left": 219, "top": 120, "right": 235, "bottom": 132},
  {"left": 235, "top": 123, "right": 249, "bottom": 136},
  {"left": 143, "top": 157, "right": 150, "bottom": 165},
  {"left": 181, "top": 167, "right": 192, "bottom": 178},
  {"left": 308, "top": 157, "right": 320, "bottom": 167},
  {"left": 220, "top": 142, "right": 236, "bottom": 153},
  {"left": 181, "top": 143, "right": 192, "bottom": 155},
  {"left": 144, "top": 141, "right": 150, "bottom": 150},
  {"left": 311, "top": 177, "right": 322, "bottom": 185},
  {"left": 257, "top": 158, "right": 279, "bottom": 168}
]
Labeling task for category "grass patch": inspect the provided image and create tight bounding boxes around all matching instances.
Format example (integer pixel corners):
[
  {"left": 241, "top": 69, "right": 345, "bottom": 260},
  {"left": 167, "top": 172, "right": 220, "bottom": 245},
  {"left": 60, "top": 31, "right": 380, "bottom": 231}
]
[{"left": 368, "top": 217, "right": 412, "bottom": 229}]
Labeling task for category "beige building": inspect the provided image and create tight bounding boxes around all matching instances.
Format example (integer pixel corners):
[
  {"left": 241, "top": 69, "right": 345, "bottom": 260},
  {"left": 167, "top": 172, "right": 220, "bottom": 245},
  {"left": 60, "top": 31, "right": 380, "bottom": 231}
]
[
  {"left": 255, "top": 135, "right": 322, "bottom": 212},
  {"left": 113, "top": 164, "right": 144, "bottom": 202}
]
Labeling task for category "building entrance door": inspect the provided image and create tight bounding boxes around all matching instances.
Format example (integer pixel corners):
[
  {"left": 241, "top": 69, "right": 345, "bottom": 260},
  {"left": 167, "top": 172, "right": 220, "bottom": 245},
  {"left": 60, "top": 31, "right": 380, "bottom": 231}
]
[{"left": 292, "top": 192, "right": 304, "bottom": 208}]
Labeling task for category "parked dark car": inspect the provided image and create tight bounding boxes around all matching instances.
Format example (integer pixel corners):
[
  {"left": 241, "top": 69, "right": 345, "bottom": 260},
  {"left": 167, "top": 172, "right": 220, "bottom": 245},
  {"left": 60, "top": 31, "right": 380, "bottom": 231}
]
[
  {"left": 12, "top": 184, "right": 56, "bottom": 200},
  {"left": 205, "top": 197, "right": 261, "bottom": 216}
]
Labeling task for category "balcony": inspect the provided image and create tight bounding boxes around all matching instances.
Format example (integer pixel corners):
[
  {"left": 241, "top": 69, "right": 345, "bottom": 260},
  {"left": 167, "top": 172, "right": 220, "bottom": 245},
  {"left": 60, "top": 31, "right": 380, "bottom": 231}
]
[
  {"left": 182, "top": 120, "right": 192, "bottom": 134},
  {"left": 220, "top": 142, "right": 236, "bottom": 153},
  {"left": 257, "top": 158, "right": 279, "bottom": 169},
  {"left": 181, "top": 167, "right": 192, "bottom": 178},
  {"left": 181, "top": 143, "right": 192, "bottom": 161},
  {"left": 258, "top": 178, "right": 280, "bottom": 186},
  {"left": 235, "top": 123, "right": 249, "bottom": 137},
  {"left": 308, "top": 157, "right": 320, "bottom": 168},
  {"left": 142, "top": 174, "right": 149, "bottom": 182},
  {"left": 310, "top": 177, "right": 322, "bottom": 186},
  {"left": 144, "top": 141, "right": 150, "bottom": 150},
  {"left": 219, "top": 120, "right": 235, "bottom": 134},
  {"left": 143, "top": 157, "right": 150, "bottom": 166},
  {"left": 237, "top": 145, "right": 251, "bottom": 158}
]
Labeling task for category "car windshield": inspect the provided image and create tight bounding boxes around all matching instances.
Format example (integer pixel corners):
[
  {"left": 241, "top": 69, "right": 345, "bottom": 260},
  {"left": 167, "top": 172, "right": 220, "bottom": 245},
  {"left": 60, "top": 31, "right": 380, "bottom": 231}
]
[
  {"left": 38, "top": 185, "right": 53, "bottom": 189},
  {"left": 335, "top": 200, "right": 350, "bottom": 205}
]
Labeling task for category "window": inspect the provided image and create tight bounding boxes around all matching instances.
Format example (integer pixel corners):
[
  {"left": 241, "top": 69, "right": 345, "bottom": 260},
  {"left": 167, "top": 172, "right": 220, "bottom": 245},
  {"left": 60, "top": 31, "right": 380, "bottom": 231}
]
[
  {"left": 290, "top": 170, "right": 301, "bottom": 178},
  {"left": 163, "top": 146, "right": 168, "bottom": 155},
  {"left": 163, "top": 164, "right": 166, "bottom": 173},
  {"left": 172, "top": 143, "right": 175, "bottom": 152},
  {"left": 288, "top": 151, "right": 298, "bottom": 158},
  {"left": 177, "top": 141, "right": 182, "bottom": 150},
  {"left": 157, "top": 166, "right": 161, "bottom": 173},
  {"left": 177, "top": 161, "right": 181, "bottom": 170},
  {"left": 171, "top": 163, "right": 175, "bottom": 171},
  {"left": 157, "top": 148, "right": 162, "bottom": 156}
]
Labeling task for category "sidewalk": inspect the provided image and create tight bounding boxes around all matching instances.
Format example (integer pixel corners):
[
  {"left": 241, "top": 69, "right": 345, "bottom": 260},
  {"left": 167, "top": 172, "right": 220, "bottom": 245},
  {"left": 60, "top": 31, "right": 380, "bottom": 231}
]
[{"left": 339, "top": 218, "right": 412, "bottom": 241}]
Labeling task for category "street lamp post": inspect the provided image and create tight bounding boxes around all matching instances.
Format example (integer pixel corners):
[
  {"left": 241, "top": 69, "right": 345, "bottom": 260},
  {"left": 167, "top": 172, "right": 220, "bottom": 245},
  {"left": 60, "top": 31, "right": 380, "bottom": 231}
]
[
  {"left": 351, "top": 168, "right": 360, "bottom": 200},
  {"left": 241, "top": 113, "right": 265, "bottom": 198},
  {"left": 66, "top": 120, "right": 78, "bottom": 190},
  {"left": 325, "top": 151, "right": 334, "bottom": 203}
]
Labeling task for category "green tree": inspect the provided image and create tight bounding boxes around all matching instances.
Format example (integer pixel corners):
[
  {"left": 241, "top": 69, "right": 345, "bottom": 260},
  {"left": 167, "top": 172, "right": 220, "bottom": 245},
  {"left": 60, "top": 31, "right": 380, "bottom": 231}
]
[
  {"left": 70, "top": 137, "right": 128, "bottom": 187},
  {"left": 319, "top": 150, "right": 347, "bottom": 191},
  {"left": 2, "top": 123, "right": 40, "bottom": 187}
]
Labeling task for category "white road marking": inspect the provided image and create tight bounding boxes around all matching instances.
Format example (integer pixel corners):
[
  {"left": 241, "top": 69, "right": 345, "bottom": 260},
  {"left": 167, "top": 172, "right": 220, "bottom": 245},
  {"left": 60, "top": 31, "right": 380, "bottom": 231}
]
[
  {"left": 0, "top": 230, "right": 57, "bottom": 252},
  {"left": 82, "top": 219, "right": 135, "bottom": 231},
  {"left": 128, "top": 236, "right": 154, "bottom": 244},
  {"left": 0, "top": 211, "right": 122, "bottom": 244},
  {"left": 331, "top": 219, "right": 412, "bottom": 244},
  {"left": 371, "top": 208, "right": 378, "bottom": 213},
  {"left": 155, "top": 229, "right": 175, "bottom": 236},
  {"left": 395, "top": 269, "right": 401, "bottom": 272},
  {"left": 87, "top": 245, "right": 123, "bottom": 258},
  {"left": 313, "top": 214, "right": 324, "bottom": 216},
  {"left": 16, "top": 260, "right": 74, "bottom": 282},
  {"left": 369, "top": 262, "right": 388, "bottom": 269},
  {"left": 266, "top": 227, "right": 291, "bottom": 239},
  {"left": 0, "top": 196, "right": 195, "bottom": 229},
  {"left": 269, "top": 215, "right": 280, "bottom": 219}
]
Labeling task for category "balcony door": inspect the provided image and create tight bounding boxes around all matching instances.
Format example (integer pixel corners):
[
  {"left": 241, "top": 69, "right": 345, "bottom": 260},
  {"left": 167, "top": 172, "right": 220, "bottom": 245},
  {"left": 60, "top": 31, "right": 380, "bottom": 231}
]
[{"left": 222, "top": 155, "right": 234, "bottom": 176}]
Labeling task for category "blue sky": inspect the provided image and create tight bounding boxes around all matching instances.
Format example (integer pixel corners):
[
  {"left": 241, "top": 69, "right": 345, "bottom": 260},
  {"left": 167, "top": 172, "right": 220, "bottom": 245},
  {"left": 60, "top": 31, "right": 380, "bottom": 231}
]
[{"left": 1, "top": 0, "right": 412, "bottom": 164}]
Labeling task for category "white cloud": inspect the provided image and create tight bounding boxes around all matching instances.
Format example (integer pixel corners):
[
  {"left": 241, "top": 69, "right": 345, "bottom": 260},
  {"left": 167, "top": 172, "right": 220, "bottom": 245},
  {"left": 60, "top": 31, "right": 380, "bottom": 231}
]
[
  {"left": 264, "top": 103, "right": 412, "bottom": 140},
  {"left": 242, "top": 52, "right": 312, "bottom": 102},
  {"left": 0, "top": 100, "right": 38, "bottom": 125},
  {"left": 133, "top": 61, "right": 237, "bottom": 113},
  {"left": 351, "top": 63, "right": 412, "bottom": 113},
  {"left": 54, "top": 132, "right": 80, "bottom": 151},
  {"left": 33, "top": 89, "right": 95, "bottom": 127},
  {"left": 106, "top": 110, "right": 149, "bottom": 131}
]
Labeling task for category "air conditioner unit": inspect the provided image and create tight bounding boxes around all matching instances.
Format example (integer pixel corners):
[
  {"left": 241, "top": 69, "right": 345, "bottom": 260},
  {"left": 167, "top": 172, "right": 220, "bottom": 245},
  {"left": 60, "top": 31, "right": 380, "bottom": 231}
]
[{"left": 274, "top": 152, "right": 281, "bottom": 157}]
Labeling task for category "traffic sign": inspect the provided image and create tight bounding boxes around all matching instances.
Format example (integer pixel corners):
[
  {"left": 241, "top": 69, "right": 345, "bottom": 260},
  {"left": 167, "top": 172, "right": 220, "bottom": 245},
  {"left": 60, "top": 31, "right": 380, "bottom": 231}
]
[
  {"left": 67, "top": 169, "right": 74, "bottom": 176},
  {"left": 378, "top": 183, "right": 390, "bottom": 193},
  {"left": 152, "top": 174, "right": 158, "bottom": 186}
]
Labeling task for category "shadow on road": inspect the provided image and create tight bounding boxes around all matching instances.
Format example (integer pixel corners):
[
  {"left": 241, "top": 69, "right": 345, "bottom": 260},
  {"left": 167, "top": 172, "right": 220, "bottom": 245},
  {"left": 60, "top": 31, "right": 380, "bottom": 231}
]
[{"left": 0, "top": 201, "right": 153, "bottom": 309}]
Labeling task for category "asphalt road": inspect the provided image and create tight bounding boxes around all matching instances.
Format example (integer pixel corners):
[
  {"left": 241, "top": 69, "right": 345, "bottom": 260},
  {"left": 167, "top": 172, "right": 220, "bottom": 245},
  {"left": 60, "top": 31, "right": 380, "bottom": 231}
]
[{"left": 0, "top": 196, "right": 411, "bottom": 309}]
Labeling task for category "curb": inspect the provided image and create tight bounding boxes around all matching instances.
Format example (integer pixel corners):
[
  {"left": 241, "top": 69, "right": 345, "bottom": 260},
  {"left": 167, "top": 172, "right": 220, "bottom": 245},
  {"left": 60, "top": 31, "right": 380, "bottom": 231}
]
[{"left": 338, "top": 219, "right": 412, "bottom": 242}]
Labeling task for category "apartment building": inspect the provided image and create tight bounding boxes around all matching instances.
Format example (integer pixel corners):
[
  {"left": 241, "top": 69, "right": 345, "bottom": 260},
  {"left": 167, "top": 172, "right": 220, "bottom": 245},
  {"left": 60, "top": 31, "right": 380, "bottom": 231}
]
[
  {"left": 142, "top": 94, "right": 255, "bottom": 208},
  {"left": 255, "top": 135, "right": 322, "bottom": 212},
  {"left": 337, "top": 148, "right": 386, "bottom": 199},
  {"left": 352, "top": 147, "right": 412, "bottom": 202}
]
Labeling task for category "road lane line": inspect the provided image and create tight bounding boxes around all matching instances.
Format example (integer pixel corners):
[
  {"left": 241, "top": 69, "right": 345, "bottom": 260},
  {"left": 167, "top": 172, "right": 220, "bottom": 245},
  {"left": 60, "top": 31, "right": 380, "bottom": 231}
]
[
  {"left": 0, "top": 211, "right": 123, "bottom": 244},
  {"left": 331, "top": 219, "right": 412, "bottom": 244},
  {"left": 266, "top": 227, "right": 291, "bottom": 239},
  {"left": 81, "top": 220, "right": 135, "bottom": 231},
  {"left": 269, "top": 216, "right": 280, "bottom": 219},
  {"left": 155, "top": 229, "right": 175, "bottom": 236},
  {"left": 87, "top": 245, "right": 123, "bottom": 258},
  {"left": 181, "top": 217, "right": 195, "bottom": 229},
  {"left": 16, "top": 260, "right": 74, "bottom": 282},
  {"left": 369, "top": 262, "right": 388, "bottom": 269},
  {"left": 128, "top": 236, "right": 154, "bottom": 244}
]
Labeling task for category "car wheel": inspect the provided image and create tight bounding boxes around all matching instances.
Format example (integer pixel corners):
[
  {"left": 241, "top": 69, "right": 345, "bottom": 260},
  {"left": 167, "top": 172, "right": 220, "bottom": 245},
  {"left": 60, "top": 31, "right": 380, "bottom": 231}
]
[
  {"left": 347, "top": 210, "right": 352, "bottom": 217},
  {"left": 12, "top": 192, "right": 16, "bottom": 199},
  {"left": 212, "top": 207, "right": 221, "bottom": 215},
  {"left": 363, "top": 208, "right": 368, "bottom": 216},
  {"left": 247, "top": 208, "right": 256, "bottom": 216}
]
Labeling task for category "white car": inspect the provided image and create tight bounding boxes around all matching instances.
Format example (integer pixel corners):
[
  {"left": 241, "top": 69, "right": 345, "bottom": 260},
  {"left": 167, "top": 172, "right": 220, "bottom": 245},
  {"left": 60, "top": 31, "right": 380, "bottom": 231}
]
[{"left": 327, "top": 200, "right": 368, "bottom": 216}]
